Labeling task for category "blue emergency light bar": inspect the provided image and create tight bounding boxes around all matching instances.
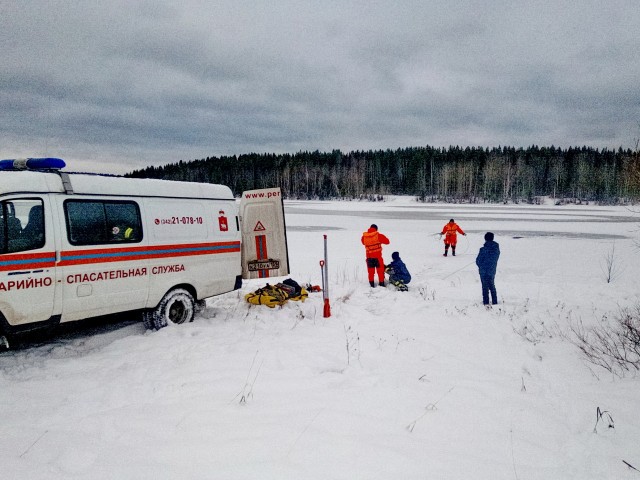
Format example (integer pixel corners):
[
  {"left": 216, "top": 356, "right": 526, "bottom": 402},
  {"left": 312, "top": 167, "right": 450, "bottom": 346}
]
[{"left": 0, "top": 157, "right": 66, "bottom": 170}]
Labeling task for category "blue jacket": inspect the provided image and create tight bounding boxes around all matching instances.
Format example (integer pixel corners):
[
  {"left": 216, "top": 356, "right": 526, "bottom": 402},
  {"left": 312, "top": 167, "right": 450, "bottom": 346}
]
[
  {"left": 387, "top": 258, "right": 411, "bottom": 284},
  {"left": 476, "top": 240, "right": 500, "bottom": 277}
]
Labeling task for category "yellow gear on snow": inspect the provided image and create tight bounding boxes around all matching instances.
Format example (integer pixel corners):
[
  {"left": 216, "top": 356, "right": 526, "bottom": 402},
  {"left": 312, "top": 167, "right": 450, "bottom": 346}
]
[{"left": 245, "top": 283, "right": 308, "bottom": 308}]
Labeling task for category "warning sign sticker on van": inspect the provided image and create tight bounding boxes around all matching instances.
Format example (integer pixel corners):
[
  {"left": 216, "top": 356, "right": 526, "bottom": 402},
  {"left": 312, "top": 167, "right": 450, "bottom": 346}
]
[{"left": 247, "top": 259, "right": 280, "bottom": 271}]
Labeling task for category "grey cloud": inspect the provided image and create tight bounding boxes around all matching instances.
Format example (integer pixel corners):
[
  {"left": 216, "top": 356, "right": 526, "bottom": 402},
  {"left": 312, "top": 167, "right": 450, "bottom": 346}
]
[{"left": 2, "top": 1, "right": 640, "bottom": 174}]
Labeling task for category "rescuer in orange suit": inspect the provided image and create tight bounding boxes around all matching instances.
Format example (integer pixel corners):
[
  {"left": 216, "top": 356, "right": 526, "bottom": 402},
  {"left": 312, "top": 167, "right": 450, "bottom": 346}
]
[
  {"left": 440, "top": 218, "right": 466, "bottom": 256},
  {"left": 361, "top": 224, "right": 390, "bottom": 287}
]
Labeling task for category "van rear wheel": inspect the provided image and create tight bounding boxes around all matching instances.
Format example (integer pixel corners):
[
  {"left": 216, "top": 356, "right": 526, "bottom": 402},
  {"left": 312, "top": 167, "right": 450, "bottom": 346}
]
[{"left": 143, "top": 288, "right": 196, "bottom": 330}]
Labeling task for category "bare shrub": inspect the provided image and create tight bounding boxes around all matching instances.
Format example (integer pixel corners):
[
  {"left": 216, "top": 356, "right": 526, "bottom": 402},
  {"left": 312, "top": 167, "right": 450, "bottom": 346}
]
[
  {"left": 343, "top": 324, "right": 360, "bottom": 366},
  {"left": 600, "top": 242, "right": 625, "bottom": 283},
  {"left": 570, "top": 305, "right": 640, "bottom": 376},
  {"left": 418, "top": 285, "right": 436, "bottom": 301}
]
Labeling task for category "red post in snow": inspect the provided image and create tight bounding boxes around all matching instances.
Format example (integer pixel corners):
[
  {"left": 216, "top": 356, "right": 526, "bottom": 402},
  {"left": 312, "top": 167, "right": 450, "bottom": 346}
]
[{"left": 322, "top": 234, "right": 331, "bottom": 318}]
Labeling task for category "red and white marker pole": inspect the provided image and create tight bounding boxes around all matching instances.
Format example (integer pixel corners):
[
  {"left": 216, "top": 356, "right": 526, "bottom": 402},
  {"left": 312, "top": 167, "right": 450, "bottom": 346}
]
[{"left": 322, "top": 234, "right": 331, "bottom": 318}]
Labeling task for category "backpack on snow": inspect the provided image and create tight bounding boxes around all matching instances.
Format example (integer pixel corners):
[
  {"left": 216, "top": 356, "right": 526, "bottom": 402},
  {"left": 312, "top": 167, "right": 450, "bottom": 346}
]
[
  {"left": 244, "top": 279, "right": 308, "bottom": 308},
  {"left": 280, "top": 278, "right": 308, "bottom": 300}
]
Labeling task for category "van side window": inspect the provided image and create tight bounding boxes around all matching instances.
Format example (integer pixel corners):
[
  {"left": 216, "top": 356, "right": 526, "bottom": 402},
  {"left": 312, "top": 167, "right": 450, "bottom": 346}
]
[
  {"left": 65, "top": 200, "right": 142, "bottom": 245},
  {"left": 0, "top": 199, "right": 45, "bottom": 253}
]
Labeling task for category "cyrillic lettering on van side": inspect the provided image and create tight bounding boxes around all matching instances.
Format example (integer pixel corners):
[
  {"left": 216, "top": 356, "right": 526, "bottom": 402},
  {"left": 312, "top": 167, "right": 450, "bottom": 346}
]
[{"left": 0, "top": 277, "right": 53, "bottom": 290}]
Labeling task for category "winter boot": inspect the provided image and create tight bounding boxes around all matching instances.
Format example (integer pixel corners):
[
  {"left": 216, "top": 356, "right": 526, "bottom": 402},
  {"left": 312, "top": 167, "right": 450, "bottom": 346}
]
[
  {"left": 452, "top": 246, "right": 456, "bottom": 256},
  {"left": 379, "top": 281, "right": 385, "bottom": 287},
  {"left": 443, "top": 245, "right": 449, "bottom": 257},
  {"left": 369, "top": 280, "right": 375, "bottom": 287},
  {"left": 392, "top": 280, "right": 408, "bottom": 292}
]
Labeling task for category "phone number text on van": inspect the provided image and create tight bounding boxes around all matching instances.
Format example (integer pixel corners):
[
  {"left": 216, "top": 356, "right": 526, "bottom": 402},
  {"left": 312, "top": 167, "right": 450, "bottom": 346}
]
[{"left": 155, "top": 217, "right": 204, "bottom": 225}]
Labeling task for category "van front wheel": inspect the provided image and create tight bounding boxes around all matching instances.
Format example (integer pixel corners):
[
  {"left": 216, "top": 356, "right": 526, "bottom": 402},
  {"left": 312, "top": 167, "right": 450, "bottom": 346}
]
[{"left": 144, "top": 288, "right": 196, "bottom": 330}]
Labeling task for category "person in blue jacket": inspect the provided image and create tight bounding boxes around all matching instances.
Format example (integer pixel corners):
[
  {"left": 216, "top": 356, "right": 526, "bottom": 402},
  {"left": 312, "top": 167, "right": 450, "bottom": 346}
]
[
  {"left": 385, "top": 251, "right": 411, "bottom": 291},
  {"left": 475, "top": 232, "right": 500, "bottom": 306}
]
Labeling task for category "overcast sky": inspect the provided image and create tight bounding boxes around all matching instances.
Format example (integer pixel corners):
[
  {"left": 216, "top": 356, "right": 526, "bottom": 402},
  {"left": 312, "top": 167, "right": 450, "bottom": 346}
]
[{"left": 2, "top": 1, "right": 639, "bottom": 174}]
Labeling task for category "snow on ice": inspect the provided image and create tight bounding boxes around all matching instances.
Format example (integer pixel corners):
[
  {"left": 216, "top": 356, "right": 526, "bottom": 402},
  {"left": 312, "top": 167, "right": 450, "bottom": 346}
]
[{"left": 1, "top": 198, "right": 639, "bottom": 479}]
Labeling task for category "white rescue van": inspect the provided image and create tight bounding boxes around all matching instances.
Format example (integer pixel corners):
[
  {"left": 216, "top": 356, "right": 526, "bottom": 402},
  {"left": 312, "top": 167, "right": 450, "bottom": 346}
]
[{"left": 0, "top": 158, "right": 289, "bottom": 348}]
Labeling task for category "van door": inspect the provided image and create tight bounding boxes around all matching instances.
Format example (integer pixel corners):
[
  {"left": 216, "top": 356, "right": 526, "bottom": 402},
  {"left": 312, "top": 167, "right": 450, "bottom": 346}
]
[
  {"left": 0, "top": 196, "right": 57, "bottom": 328},
  {"left": 143, "top": 197, "right": 242, "bottom": 303},
  {"left": 239, "top": 188, "right": 289, "bottom": 279},
  {"left": 57, "top": 198, "right": 149, "bottom": 322}
]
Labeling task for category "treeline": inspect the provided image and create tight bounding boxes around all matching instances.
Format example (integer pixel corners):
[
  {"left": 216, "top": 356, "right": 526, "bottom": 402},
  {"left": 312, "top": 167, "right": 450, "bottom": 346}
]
[{"left": 127, "top": 145, "right": 640, "bottom": 203}]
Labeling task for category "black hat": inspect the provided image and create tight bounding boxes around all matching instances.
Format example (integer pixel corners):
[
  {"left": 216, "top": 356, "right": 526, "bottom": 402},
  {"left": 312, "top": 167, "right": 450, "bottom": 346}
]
[
  {"left": 449, "top": 219, "right": 454, "bottom": 223},
  {"left": 370, "top": 224, "right": 378, "bottom": 230},
  {"left": 392, "top": 251, "right": 400, "bottom": 260},
  {"left": 484, "top": 232, "right": 494, "bottom": 241}
]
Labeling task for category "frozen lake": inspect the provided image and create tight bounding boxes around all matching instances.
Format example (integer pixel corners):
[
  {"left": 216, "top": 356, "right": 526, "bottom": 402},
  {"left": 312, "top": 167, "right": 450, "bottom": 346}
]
[{"left": 286, "top": 200, "right": 638, "bottom": 240}]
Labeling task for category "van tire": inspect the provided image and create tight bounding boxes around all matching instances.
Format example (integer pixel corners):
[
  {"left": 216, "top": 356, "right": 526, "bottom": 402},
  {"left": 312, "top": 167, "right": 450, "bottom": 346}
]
[{"left": 143, "top": 288, "right": 195, "bottom": 330}]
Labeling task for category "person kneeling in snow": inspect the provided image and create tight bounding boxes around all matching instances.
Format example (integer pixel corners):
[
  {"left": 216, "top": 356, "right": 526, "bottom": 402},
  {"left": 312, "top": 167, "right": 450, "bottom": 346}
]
[{"left": 385, "top": 251, "right": 411, "bottom": 291}]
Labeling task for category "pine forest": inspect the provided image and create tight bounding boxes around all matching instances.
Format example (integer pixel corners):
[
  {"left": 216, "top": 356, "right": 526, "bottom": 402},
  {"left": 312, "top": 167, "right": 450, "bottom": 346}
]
[{"left": 127, "top": 145, "right": 640, "bottom": 204}]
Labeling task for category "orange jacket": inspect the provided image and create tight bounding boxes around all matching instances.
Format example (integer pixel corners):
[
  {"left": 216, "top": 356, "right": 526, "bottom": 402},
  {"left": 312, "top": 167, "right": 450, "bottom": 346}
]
[
  {"left": 441, "top": 222, "right": 465, "bottom": 240},
  {"left": 361, "top": 228, "right": 390, "bottom": 257}
]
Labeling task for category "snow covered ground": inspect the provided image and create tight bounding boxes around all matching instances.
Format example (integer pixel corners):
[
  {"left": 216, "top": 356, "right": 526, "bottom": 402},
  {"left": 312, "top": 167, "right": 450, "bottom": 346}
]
[{"left": 2, "top": 198, "right": 640, "bottom": 479}]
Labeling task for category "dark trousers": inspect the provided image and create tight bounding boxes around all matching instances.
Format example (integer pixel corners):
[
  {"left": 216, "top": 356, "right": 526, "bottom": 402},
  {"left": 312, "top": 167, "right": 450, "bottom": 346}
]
[
  {"left": 366, "top": 256, "right": 385, "bottom": 282},
  {"left": 480, "top": 275, "right": 497, "bottom": 305},
  {"left": 388, "top": 273, "right": 402, "bottom": 284}
]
